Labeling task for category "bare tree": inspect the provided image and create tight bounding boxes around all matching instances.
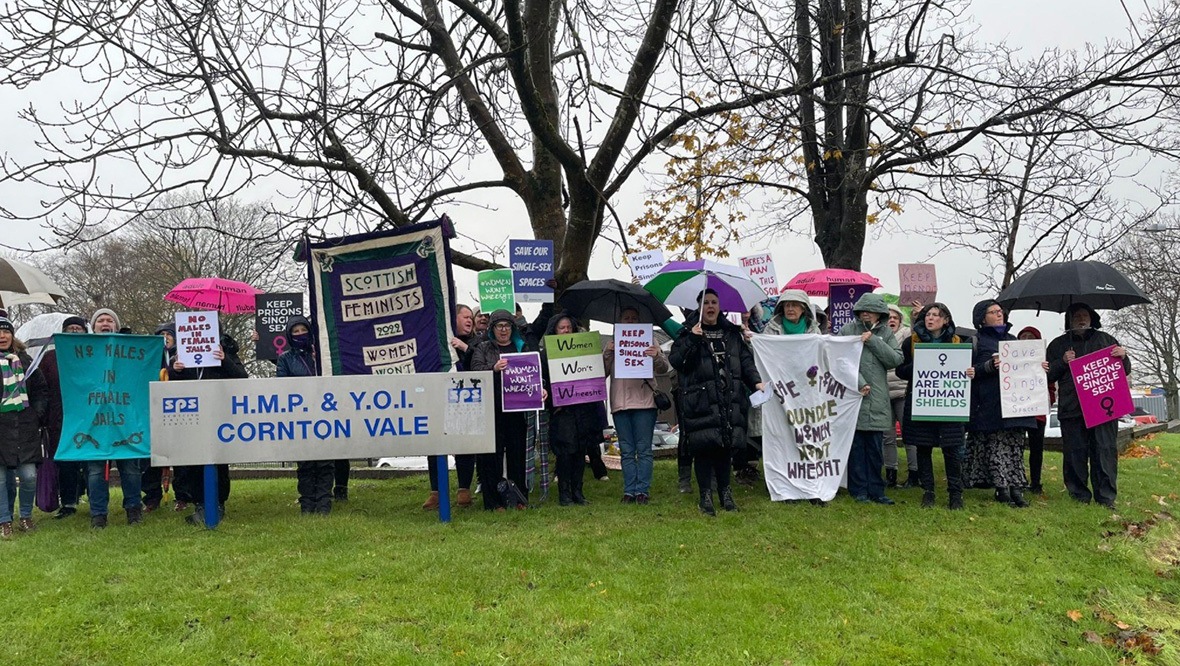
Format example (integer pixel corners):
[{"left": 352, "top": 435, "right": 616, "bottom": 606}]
[
  {"left": 42, "top": 197, "right": 299, "bottom": 373},
  {"left": 0, "top": 0, "right": 925, "bottom": 290},
  {"left": 633, "top": 1, "right": 1180, "bottom": 269},
  {"left": 1106, "top": 227, "right": 1180, "bottom": 420}
]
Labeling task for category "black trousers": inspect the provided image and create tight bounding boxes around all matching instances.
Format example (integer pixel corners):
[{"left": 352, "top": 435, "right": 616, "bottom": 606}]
[
  {"left": 476, "top": 411, "right": 528, "bottom": 510},
  {"left": 298, "top": 460, "right": 335, "bottom": 513},
  {"left": 916, "top": 445, "right": 964, "bottom": 496},
  {"left": 174, "top": 464, "right": 230, "bottom": 506},
  {"left": 333, "top": 459, "right": 350, "bottom": 490},
  {"left": 427, "top": 454, "right": 476, "bottom": 492},
  {"left": 1027, "top": 420, "right": 1046, "bottom": 488},
  {"left": 58, "top": 460, "right": 87, "bottom": 507},
  {"left": 585, "top": 440, "right": 609, "bottom": 480},
  {"left": 1059, "top": 417, "right": 1118, "bottom": 504},
  {"left": 141, "top": 459, "right": 163, "bottom": 506},
  {"left": 693, "top": 448, "right": 731, "bottom": 495}
]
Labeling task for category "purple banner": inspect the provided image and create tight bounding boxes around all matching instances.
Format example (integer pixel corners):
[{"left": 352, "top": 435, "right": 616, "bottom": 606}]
[
  {"left": 306, "top": 221, "right": 458, "bottom": 376},
  {"left": 1069, "top": 346, "right": 1133, "bottom": 429},
  {"left": 828, "top": 283, "right": 874, "bottom": 334},
  {"left": 501, "top": 352, "right": 544, "bottom": 412},
  {"left": 551, "top": 377, "right": 608, "bottom": 407}
]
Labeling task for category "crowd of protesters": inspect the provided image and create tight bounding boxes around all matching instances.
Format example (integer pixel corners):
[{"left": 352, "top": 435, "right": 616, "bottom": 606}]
[{"left": 0, "top": 286, "right": 1128, "bottom": 536}]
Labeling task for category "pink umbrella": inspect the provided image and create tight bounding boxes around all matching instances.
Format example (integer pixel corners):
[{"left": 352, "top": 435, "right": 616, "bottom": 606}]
[
  {"left": 784, "top": 268, "right": 881, "bottom": 297},
  {"left": 165, "top": 277, "right": 261, "bottom": 314}
]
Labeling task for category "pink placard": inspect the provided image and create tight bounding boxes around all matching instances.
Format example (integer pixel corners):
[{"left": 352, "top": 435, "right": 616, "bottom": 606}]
[
  {"left": 898, "top": 264, "right": 937, "bottom": 305},
  {"left": 1068, "top": 346, "right": 1133, "bottom": 429}
]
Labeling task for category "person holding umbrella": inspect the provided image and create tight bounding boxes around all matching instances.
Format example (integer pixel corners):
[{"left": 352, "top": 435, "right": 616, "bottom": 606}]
[
  {"left": 1045, "top": 303, "right": 1129, "bottom": 508},
  {"left": 603, "top": 306, "right": 669, "bottom": 505},
  {"left": 670, "top": 289, "right": 764, "bottom": 516}
]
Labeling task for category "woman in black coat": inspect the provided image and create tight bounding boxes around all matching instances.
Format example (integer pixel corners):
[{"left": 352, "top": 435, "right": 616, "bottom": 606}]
[
  {"left": 669, "top": 289, "right": 763, "bottom": 516},
  {"left": 0, "top": 318, "right": 48, "bottom": 536},
  {"left": 896, "top": 303, "right": 975, "bottom": 510},
  {"left": 964, "top": 300, "right": 1042, "bottom": 508},
  {"left": 541, "top": 312, "right": 602, "bottom": 506}
]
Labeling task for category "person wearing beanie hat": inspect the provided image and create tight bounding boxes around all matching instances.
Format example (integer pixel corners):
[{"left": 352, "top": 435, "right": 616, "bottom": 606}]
[
  {"left": 90, "top": 308, "right": 121, "bottom": 334},
  {"left": 61, "top": 316, "right": 88, "bottom": 333},
  {"left": 1017, "top": 326, "right": 1054, "bottom": 495},
  {"left": 0, "top": 318, "right": 48, "bottom": 538},
  {"left": 1045, "top": 302, "right": 1129, "bottom": 508}
]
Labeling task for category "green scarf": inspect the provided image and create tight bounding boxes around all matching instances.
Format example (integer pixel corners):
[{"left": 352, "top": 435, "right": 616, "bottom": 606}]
[
  {"left": 779, "top": 317, "right": 808, "bottom": 335},
  {"left": 0, "top": 353, "right": 29, "bottom": 413}
]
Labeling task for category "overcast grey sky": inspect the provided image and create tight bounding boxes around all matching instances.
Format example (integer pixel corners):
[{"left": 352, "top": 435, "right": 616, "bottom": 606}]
[{"left": 0, "top": 0, "right": 1164, "bottom": 335}]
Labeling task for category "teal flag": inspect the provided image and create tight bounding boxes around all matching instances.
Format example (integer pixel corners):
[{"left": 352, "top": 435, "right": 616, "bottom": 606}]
[{"left": 54, "top": 333, "right": 164, "bottom": 461}]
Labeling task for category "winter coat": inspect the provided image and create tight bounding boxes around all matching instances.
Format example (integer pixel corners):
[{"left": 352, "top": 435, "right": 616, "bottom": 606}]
[
  {"left": 470, "top": 309, "right": 530, "bottom": 414},
  {"left": 968, "top": 300, "right": 1038, "bottom": 433},
  {"left": 765, "top": 289, "right": 821, "bottom": 336},
  {"left": 1046, "top": 304, "right": 1130, "bottom": 421},
  {"left": 276, "top": 316, "right": 317, "bottom": 378},
  {"left": 540, "top": 313, "right": 603, "bottom": 455},
  {"left": 896, "top": 305, "right": 967, "bottom": 449},
  {"left": 837, "top": 293, "right": 902, "bottom": 431},
  {"left": 669, "top": 313, "right": 762, "bottom": 454},
  {"left": 886, "top": 326, "right": 912, "bottom": 400},
  {"left": 0, "top": 348, "right": 48, "bottom": 467}
]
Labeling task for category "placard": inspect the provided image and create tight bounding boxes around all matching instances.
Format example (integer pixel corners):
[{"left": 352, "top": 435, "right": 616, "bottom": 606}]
[
  {"left": 54, "top": 333, "right": 164, "bottom": 461},
  {"left": 255, "top": 293, "right": 304, "bottom": 361},
  {"left": 1069, "top": 346, "right": 1133, "bottom": 428},
  {"left": 910, "top": 343, "right": 972, "bottom": 421},
  {"left": 828, "top": 283, "right": 874, "bottom": 334},
  {"left": 509, "top": 239, "right": 554, "bottom": 303},
  {"left": 544, "top": 332, "right": 606, "bottom": 406},
  {"left": 898, "top": 264, "right": 938, "bottom": 305},
  {"left": 175, "top": 311, "right": 221, "bottom": 368},
  {"left": 740, "top": 253, "right": 779, "bottom": 296},
  {"left": 999, "top": 340, "right": 1049, "bottom": 418},
  {"left": 613, "top": 324, "right": 653, "bottom": 379},
  {"left": 477, "top": 269, "right": 516, "bottom": 313},
  {"left": 150, "top": 371, "right": 495, "bottom": 465},
  {"left": 501, "top": 352, "right": 544, "bottom": 412},
  {"left": 628, "top": 250, "right": 666, "bottom": 283}
]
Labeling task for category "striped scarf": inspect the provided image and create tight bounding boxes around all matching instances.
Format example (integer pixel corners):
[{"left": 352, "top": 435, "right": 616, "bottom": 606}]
[{"left": 0, "top": 353, "right": 29, "bottom": 413}]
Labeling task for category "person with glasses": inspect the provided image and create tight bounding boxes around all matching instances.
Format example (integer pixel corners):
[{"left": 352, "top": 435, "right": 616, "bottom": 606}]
[{"left": 965, "top": 300, "right": 1044, "bottom": 508}]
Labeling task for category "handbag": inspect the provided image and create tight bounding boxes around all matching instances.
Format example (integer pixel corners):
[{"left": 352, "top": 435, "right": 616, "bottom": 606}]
[
  {"left": 496, "top": 457, "right": 528, "bottom": 509},
  {"left": 644, "top": 380, "right": 673, "bottom": 412}
]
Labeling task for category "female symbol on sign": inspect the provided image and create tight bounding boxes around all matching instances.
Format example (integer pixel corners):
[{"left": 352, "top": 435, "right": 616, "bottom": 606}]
[
  {"left": 1100, "top": 396, "right": 1115, "bottom": 417},
  {"left": 273, "top": 335, "right": 288, "bottom": 356},
  {"left": 194, "top": 353, "right": 204, "bottom": 365},
  {"left": 937, "top": 353, "right": 948, "bottom": 366}
]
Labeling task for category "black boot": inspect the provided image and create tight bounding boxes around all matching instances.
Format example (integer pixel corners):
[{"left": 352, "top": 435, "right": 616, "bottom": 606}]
[
  {"left": 678, "top": 465, "right": 693, "bottom": 494},
  {"left": 699, "top": 489, "right": 716, "bottom": 516},
  {"left": 571, "top": 470, "right": 589, "bottom": 505},
  {"left": 885, "top": 468, "right": 898, "bottom": 488},
  {"left": 720, "top": 487, "right": 738, "bottom": 512},
  {"left": 995, "top": 487, "right": 1011, "bottom": 504},
  {"left": 949, "top": 493, "right": 965, "bottom": 510},
  {"left": 901, "top": 471, "right": 921, "bottom": 489},
  {"left": 1008, "top": 487, "right": 1029, "bottom": 508},
  {"left": 921, "top": 491, "right": 935, "bottom": 508},
  {"left": 558, "top": 476, "right": 573, "bottom": 506}
]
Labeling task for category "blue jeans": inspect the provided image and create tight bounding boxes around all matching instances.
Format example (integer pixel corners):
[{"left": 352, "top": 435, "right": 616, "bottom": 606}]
[
  {"left": 615, "top": 408, "right": 657, "bottom": 496},
  {"left": 848, "top": 430, "right": 886, "bottom": 500},
  {"left": 2, "top": 463, "right": 37, "bottom": 522},
  {"left": 87, "top": 459, "right": 143, "bottom": 517}
]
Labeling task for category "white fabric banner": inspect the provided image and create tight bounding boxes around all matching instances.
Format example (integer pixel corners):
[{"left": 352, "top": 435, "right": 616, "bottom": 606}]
[{"left": 752, "top": 334, "right": 864, "bottom": 501}]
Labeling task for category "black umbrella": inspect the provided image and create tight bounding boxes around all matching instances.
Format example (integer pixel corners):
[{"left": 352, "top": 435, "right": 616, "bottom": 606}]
[
  {"left": 997, "top": 260, "right": 1150, "bottom": 313},
  {"left": 558, "top": 279, "right": 675, "bottom": 324}
]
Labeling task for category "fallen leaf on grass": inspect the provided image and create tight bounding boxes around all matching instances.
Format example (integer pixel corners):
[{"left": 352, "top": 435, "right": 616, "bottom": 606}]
[
  {"left": 1067, "top": 609, "right": 1084, "bottom": 622},
  {"left": 1119, "top": 444, "right": 1161, "bottom": 459},
  {"left": 1115, "top": 621, "right": 1131, "bottom": 630},
  {"left": 1083, "top": 630, "right": 1103, "bottom": 644}
]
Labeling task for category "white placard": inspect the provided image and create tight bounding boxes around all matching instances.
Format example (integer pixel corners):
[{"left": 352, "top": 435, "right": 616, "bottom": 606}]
[
  {"left": 740, "top": 253, "right": 778, "bottom": 296},
  {"left": 999, "top": 340, "right": 1049, "bottom": 418},
  {"left": 175, "top": 311, "right": 221, "bottom": 368},
  {"left": 150, "top": 371, "right": 495, "bottom": 465},
  {"left": 910, "top": 344, "right": 972, "bottom": 421},
  {"left": 628, "top": 250, "right": 666, "bottom": 282},
  {"left": 613, "top": 324, "right": 653, "bottom": 379}
]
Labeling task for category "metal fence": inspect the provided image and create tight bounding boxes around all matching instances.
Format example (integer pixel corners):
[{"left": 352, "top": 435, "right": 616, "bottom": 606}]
[{"left": 1133, "top": 395, "right": 1169, "bottom": 421}]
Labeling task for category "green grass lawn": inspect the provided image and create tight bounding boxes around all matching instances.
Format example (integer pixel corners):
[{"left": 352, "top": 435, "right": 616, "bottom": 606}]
[{"left": 4, "top": 437, "right": 1180, "bottom": 665}]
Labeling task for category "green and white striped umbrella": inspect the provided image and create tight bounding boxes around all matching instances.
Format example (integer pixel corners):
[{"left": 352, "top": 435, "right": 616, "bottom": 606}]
[{"left": 643, "top": 260, "right": 766, "bottom": 312}]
